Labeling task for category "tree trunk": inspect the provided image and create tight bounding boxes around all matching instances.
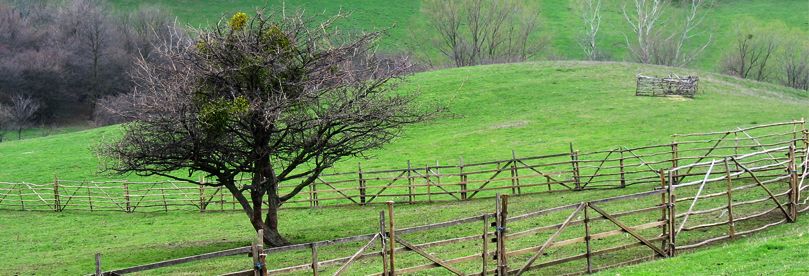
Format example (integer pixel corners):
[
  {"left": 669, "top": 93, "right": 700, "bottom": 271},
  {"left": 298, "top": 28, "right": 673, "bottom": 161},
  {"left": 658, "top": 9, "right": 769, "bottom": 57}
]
[
  {"left": 249, "top": 190, "right": 289, "bottom": 246},
  {"left": 223, "top": 179, "right": 290, "bottom": 247}
]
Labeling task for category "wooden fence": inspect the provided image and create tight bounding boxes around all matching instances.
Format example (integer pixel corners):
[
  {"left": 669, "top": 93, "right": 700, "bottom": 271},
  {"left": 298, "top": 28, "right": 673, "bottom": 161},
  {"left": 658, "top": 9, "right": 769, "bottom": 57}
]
[
  {"left": 4, "top": 120, "right": 807, "bottom": 212},
  {"left": 92, "top": 141, "right": 808, "bottom": 275}
]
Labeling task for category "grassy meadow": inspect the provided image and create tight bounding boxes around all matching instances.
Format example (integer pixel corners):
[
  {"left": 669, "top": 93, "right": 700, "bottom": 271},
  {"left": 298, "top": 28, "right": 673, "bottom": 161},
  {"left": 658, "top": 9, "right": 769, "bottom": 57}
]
[{"left": 2, "top": 61, "right": 809, "bottom": 275}]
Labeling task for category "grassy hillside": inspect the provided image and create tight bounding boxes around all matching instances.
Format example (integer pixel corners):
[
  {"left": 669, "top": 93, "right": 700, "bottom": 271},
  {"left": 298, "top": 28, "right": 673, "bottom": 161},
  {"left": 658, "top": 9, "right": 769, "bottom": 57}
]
[
  {"left": 108, "top": 0, "right": 809, "bottom": 70},
  {"left": 2, "top": 61, "right": 808, "bottom": 182},
  {"left": 2, "top": 61, "right": 808, "bottom": 275}
]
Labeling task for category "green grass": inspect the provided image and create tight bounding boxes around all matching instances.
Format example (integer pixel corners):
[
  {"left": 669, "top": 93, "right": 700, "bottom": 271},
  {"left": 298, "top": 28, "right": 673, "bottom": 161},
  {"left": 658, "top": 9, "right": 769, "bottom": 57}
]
[
  {"left": 3, "top": 61, "right": 808, "bottom": 182},
  {"left": 2, "top": 61, "right": 809, "bottom": 275},
  {"left": 595, "top": 219, "right": 809, "bottom": 275},
  {"left": 108, "top": 0, "right": 809, "bottom": 71}
]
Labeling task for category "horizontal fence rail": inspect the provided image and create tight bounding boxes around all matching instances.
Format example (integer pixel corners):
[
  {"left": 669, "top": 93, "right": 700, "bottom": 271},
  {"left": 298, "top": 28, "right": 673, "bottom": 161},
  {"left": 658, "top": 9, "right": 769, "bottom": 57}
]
[
  {"left": 88, "top": 121, "right": 809, "bottom": 275},
  {"left": 3, "top": 120, "right": 807, "bottom": 213}
]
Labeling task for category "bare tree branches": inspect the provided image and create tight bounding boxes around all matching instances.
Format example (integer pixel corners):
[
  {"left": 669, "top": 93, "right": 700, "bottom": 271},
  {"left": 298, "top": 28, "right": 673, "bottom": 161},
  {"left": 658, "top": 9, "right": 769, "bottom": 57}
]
[
  {"left": 781, "top": 43, "right": 809, "bottom": 91},
  {"left": 7, "top": 94, "right": 40, "bottom": 139},
  {"left": 99, "top": 10, "right": 436, "bottom": 246},
  {"left": 578, "top": 0, "right": 602, "bottom": 60},
  {"left": 720, "top": 27, "right": 779, "bottom": 82},
  {"left": 623, "top": 0, "right": 711, "bottom": 66},
  {"left": 423, "top": 0, "right": 544, "bottom": 67}
]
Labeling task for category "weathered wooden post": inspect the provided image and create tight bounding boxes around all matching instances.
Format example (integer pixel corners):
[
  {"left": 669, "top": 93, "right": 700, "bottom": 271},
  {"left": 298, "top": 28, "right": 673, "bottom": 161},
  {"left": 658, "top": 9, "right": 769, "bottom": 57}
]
[
  {"left": 311, "top": 244, "right": 319, "bottom": 276},
  {"left": 123, "top": 181, "right": 131, "bottom": 213},
  {"left": 253, "top": 229, "right": 267, "bottom": 276},
  {"left": 358, "top": 163, "right": 366, "bottom": 205},
  {"left": 386, "top": 201, "right": 396, "bottom": 275},
  {"left": 511, "top": 150, "right": 521, "bottom": 195},
  {"left": 723, "top": 158, "right": 736, "bottom": 239},
  {"left": 459, "top": 157, "right": 468, "bottom": 200},
  {"left": 671, "top": 142, "right": 679, "bottom": 183},
  {"left": 425, "top": 164, "right": 432, "bottom": 203},
  {"left": 570, "top": 143, "right": 582, "bottom": 191},
  {"left": 53, "top": 175, "right": 61, "bottom": 212},
  {"left": 199, "top": 177, "right": 206, "bottom": 212},
  {"left": 495, "top": 194, "right": 509, "bottom": 275},
  {"left": 667, "top": 172, "right": 677, "bottom": 256},
  {"left": 95, "top": 253, "right": 102, "bottom": 276},
  {"left": 619, "top": 148, "right": 626, "bottom": 188},
  {"left": 407, "top": 161, "right": 414, "bottom": 204},
  {"left": 788, "top": 145, "right": 798, "bottom": 222},
  {"left": 584, "top": 202, "right": 593, "bottom": 273},
  {"left": 659, "top": 169, "right": 669, "bottom": 254},
  {"left": 482, "top": 214, "right": 489, "bottom": 275},
  {"left": 378, "top": 211, "right": 388, "bottom": 276}
]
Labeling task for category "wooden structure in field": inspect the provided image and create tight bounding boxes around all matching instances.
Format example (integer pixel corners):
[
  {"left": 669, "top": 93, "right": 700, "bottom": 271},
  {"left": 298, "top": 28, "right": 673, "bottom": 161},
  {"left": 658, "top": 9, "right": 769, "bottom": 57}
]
[{"left": 636, "top": 74, "right": 699, "bottom": 98}]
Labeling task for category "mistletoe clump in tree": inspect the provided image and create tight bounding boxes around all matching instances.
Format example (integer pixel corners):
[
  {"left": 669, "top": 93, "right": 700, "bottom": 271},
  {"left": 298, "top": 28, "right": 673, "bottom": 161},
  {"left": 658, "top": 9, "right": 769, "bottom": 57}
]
[{"left": 100, "top": 10, "right": 432, "bottom": 246}]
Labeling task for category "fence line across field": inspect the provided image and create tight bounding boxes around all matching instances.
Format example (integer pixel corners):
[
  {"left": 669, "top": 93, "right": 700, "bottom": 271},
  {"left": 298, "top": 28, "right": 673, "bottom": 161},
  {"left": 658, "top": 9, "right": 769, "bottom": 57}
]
[
  {"left": 92, "top": 142, "right": 808, "bottom": 275},
  {"left": 4, "top": 120, "right": 808, "bottom": 212}
]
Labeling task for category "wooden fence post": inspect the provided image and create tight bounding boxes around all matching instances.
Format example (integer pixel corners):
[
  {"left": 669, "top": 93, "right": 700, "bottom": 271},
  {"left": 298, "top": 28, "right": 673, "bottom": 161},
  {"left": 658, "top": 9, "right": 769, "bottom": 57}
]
[
  {"left": 667, "top": 172, "right": 677, "bottom": 256},
  {"left": 199, "top": 177, "right": 206, "bottom": 212},
  {"left": 788, "top": 145, "right": 798, "bottom": 222},
  {"left": 359, "top": 163, "right": 366, "bottom": 205},
  {"left": 378, "top": 211, "right": 388, "bottom": 276},
  {"left": 123, "top": 181, "right": 131, "bottom": 213},
  {"left": 570, "top": 143, "right": 581, "bottom": 191},
  {"left": 386, "top": 201, "right": 396, "bottom": 276},
  {"left": 53, "top": 176, "right": 61, "bottom": 212},
  {"left": 95, "top": 253, "right": 102, "bottom": 276},
  {"left": 619, "top": 148, "right": 626, "bottom": 188},
  {"left": 658, "top": 169, "right": 669, "bottom": 255},
  {"left": 671, "top": 142, "right": 679, "bottom": 182},
  {"left": 511, "top": 150, "right": 520, "bottom": 195},
  {"left": 495, "top": 194, "right": 509, "bottom": 275},
  {"left": 584, "top": 202, "right": 593, "bottom": 273},
  {"left": 460, "top": 157, "right": 468, "bottom": 200},
  {"left": 425, "top": 164, "right": 432, "bottom": 203},
  {"left": 407, "top": 161, "right": 414, "bottom": 204},
  {"left": 311, "top": 244, "right": 319, "bottom": 276},
  {"left": 482, "top": 214, "right": 489, "bottom": 275},
  {"left": 87, "top": 181, "right": 94, "bottom": 212},
  {"left": 723, "top": 158, "right": 736, "bottom": 239},
  {"left": 254, "top": 229, "right": 267, "bottom": 276}
]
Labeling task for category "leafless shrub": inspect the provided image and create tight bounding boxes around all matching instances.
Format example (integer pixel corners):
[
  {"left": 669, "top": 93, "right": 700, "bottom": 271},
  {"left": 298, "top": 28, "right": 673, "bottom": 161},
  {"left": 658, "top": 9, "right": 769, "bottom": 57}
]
[
  {"left": 780, "top": 42, "right": 809, "bottom": 91},
  {"left": 720, "top": 30, "right": 779, "bottom": 82},
  {"left": 0, "top": 102, "right": 10, "bottom": 142},
  {"left": 7, "top": 94, "right": 40, "bottom": 139},
  {"left": 423, "top": 0, "right": 545, "bottom": 67}
]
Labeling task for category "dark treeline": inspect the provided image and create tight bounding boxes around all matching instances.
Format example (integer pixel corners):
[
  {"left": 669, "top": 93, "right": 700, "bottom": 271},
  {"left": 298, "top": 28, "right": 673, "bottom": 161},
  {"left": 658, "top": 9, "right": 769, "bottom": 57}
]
[{"left": 0, "top": 0, "right": 186, "bottom": 126}]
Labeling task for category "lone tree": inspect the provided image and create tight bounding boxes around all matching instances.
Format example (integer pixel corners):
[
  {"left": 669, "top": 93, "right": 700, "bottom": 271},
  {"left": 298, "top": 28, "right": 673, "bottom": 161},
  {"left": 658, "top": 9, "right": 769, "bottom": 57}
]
[{"left": 100, "top": 10, "right": 433, "bottom": 246}]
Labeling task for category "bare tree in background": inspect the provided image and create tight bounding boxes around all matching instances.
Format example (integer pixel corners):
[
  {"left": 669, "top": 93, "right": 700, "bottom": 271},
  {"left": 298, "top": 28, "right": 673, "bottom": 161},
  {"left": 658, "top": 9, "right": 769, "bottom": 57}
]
[
  {"left": 623, "top": 0, "right": 711, "bottom": 66},
  {"left": 578, "top": 0, "right": 602, "bottom": 60},
  {"left": 0, "top": 102, "right": 10, "bottom": 142},
  {"left": 99, "top": 11, "right": 436, "bottom": 246},
  {"left": 8, "top": 94, "right": 40, "bottom": 139},
  {"left": 720, "top": 32, "right": 778, "bottom": 82},
  {"left": 0, "top": 1, "right": 184, "bottom": 123},
  {"left": 781, "top": 43, "right": 809, "bottom": 91},
  {"left": 424, "top": 0, "right": 543, "bottom": 67}
]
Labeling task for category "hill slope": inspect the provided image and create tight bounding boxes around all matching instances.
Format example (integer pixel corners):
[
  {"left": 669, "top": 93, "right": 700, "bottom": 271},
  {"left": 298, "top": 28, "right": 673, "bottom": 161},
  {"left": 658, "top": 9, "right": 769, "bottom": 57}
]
[
  {"left": 2, "top": 61, "right": 808, "bottom": 182},
  {"left": 108, "top": 0, "right": 809, "bottom": 70},
  {"left": 2, "top": 61, "right": 809, "bottom": 275}
]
